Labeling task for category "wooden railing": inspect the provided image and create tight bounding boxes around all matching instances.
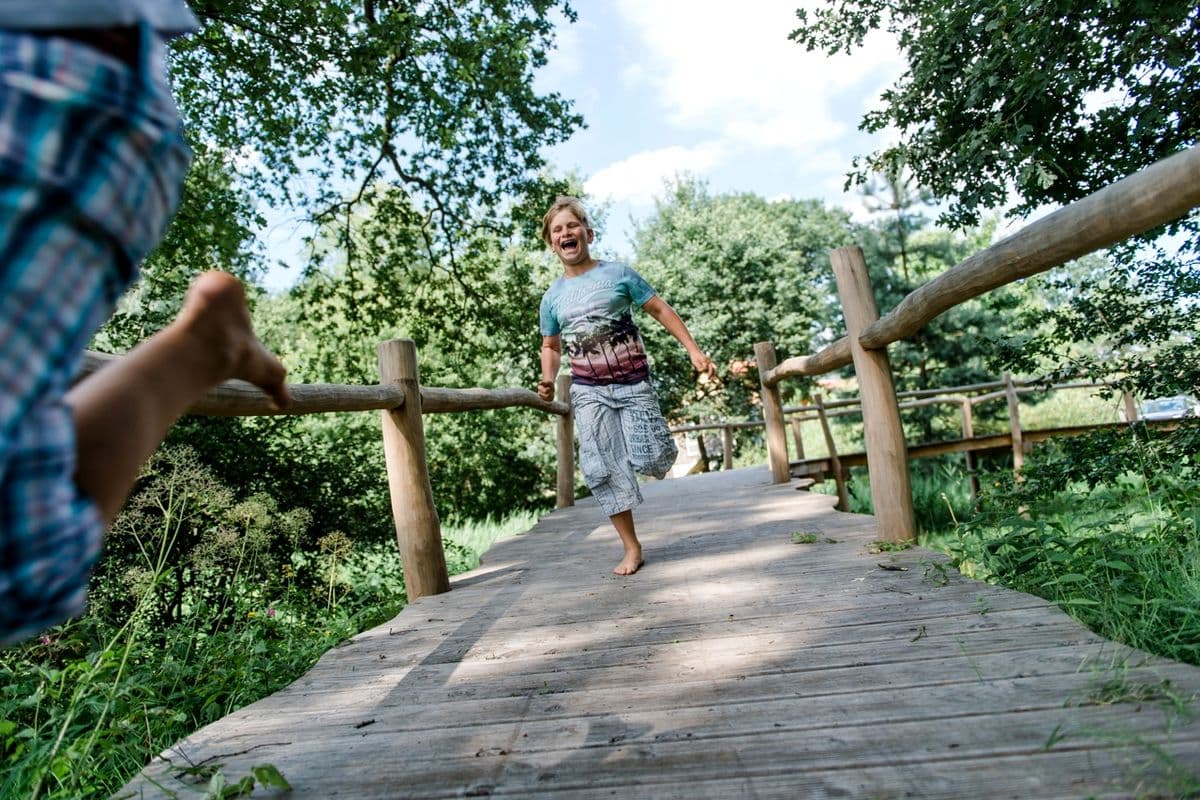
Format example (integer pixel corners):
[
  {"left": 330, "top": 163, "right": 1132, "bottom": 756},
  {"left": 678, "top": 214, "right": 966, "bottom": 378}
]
[
  {"left": 670, "top": 377, "right": 1137, "bottom": 506},
  {"left": 753, "top": 143, "right": 1200, "bottom": 541},
  {"left": 80, "top": 145, "right": 1199, "bottom": 590},
  {"left": 81, "top": 341, "right": 574, "bottom": 601}
]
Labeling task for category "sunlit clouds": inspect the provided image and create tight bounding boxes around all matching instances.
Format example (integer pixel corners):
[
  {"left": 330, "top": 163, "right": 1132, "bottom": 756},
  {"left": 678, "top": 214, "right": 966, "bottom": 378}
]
[{"left": 541, "top": 1, "right": 905, "bottom": 248}]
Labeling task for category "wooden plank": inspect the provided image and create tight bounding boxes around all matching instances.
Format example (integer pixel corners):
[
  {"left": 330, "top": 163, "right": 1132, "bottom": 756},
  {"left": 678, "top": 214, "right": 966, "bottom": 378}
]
[
  {"left": 126, "top": 700, "right": 1200, "bottom": 798},
  {"left": 207, "top": 647, "right": 1199, "bottom": 740}
]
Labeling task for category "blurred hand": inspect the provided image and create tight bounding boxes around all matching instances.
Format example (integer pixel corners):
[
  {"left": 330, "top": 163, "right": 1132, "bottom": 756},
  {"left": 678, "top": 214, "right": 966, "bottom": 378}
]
[
  {"left": 690, "top": 351, "right": 717, "bottom": 381},
  {"left": 537, "top": 380, "right": 555, "bottom": 401}
]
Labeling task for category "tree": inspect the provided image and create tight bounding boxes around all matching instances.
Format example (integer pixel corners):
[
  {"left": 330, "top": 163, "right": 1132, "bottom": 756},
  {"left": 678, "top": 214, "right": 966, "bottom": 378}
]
[
  {"left": 89, "top": 5, "right": 587, "bottom": 533},
  {"left": 791, "top": 0, "right": 1200, "bottom": 399},
  {"left": 241, "top": 189, "right": 577, "bottom": 531},
  {"left": 175, "top": 1, "right": 583, "bottom": 273},
  {"left": 97, "top": 0, "right": 583, "bottom": 353},
  {"left": 791, "top": 0, "right": 1198, "bottom": 228},
  {"left": 632, "top": 177, "right": 856, "bottom": 421}
]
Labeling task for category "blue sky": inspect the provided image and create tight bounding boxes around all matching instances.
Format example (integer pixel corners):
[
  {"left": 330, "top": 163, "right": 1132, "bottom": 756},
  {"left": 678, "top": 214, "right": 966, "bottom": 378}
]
[
  {"left": 534, "top": 1, "right": 905, "bottom": 260},
  {"left": 262, "top": 1, "right": 906, "bottom": 289}
]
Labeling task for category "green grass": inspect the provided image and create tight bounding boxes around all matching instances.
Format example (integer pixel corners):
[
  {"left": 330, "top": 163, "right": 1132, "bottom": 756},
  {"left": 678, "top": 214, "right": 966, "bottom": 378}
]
[
  {"left": 442, "top": 511, "right": 541, "bottom": 568},
  {"left": 0, "top": 447, "right": 544, "bottom": 799},
  {"left": 807, "top": 418, "right": 1200, "bottom": 671},
  {"left": 972, "top": 386, "right": 1121, "bottom": 434}
]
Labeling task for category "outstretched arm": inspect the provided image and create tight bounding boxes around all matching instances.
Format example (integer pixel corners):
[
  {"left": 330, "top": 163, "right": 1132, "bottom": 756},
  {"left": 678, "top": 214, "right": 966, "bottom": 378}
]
[
  {"left": 642, "top": 296, "right": 716, "bottom": 378},
  {"left": 538, "top": 335, "right": 561, "bottom": 400}
]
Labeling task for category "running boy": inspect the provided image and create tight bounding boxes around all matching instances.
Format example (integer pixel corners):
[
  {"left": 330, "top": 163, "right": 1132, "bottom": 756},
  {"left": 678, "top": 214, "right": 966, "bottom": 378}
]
[{"left": 536, "top": 197, "right": 714, "bottom": 575}]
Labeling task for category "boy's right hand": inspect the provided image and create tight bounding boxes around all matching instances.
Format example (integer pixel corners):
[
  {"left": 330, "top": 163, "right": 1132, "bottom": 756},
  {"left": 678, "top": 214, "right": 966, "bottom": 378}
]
[{"left": 537, "top": 380, "right": 555, "bottom": 401}]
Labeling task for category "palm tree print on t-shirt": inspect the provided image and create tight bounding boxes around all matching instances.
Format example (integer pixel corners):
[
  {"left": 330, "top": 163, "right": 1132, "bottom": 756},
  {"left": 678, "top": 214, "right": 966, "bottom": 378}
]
[{"left": 565, "top": 313, "right": 649, "bottom": 384}]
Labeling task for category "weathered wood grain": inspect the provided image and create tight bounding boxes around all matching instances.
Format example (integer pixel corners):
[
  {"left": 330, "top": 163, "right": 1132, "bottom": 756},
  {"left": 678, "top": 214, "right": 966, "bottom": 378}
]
[
  {"left": 118, "top": 468, "right": 1200, "bottom": 799},
  {"left": 760, "top": 337, "right": 853, "bottom": 387},
  {"left": 79, "top": 350, "right": 569, "bottom": 417},
  {"left": 754, "top": 341, "right": 791, "bottom": 483},
  {"left": 832, "top": 247, "right": 916, "bottom": 540},
  {"left": 378, "top": 339, "right": 449, "bottom": 599}
]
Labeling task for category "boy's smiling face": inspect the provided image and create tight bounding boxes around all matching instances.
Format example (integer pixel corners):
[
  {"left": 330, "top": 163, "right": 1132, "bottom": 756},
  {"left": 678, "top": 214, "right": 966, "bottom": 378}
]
[{"left": 548, "top": 208, "right": 595, "bottom": 269}]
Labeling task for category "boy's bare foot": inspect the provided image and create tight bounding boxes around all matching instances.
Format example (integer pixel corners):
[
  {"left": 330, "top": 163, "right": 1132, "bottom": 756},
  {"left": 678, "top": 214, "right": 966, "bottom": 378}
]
[
  {"left": 175, "top": 271, "right": 291, "bottom": 409},
  {"left": 613, "top": 550, "right": 644, "bottom": 576}
]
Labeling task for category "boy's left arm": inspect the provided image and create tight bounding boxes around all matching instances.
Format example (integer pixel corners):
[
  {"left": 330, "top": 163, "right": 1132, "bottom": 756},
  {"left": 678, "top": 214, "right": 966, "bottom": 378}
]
[{"left": 642, "top": 296, "right": 716, "bottom": 378}]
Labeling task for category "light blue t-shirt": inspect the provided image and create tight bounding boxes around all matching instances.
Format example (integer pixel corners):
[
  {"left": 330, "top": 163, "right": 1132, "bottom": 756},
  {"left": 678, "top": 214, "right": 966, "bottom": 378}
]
[
  {"left": 0, "top": 1, "right": 198, "bottom": 37},
  {"left": 539, "top": 261, "right": 657, "bottom": 386}
]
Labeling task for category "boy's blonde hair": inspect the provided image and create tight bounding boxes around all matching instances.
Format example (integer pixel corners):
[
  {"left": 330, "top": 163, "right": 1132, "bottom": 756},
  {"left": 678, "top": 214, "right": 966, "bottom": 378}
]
[{"left": 541, "top": 196, "right": 592, "bottom": 246}]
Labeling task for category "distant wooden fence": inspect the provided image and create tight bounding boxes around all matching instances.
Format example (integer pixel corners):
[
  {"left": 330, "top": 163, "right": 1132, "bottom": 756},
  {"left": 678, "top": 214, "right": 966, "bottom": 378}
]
[
  {"left": 670, "top": 377, "right": 1139, "bottom": 507},
  {"left": 752, "top": 143, "right": 1200, "bottom": 541},
  {"left": 81, "top": 344, "right": 575, "bottom": 602}
]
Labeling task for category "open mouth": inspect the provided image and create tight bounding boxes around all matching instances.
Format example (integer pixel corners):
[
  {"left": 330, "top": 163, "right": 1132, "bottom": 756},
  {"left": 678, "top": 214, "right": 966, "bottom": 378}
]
[{"left": 560, "top": 237, "right": 579, "bottom": 253}]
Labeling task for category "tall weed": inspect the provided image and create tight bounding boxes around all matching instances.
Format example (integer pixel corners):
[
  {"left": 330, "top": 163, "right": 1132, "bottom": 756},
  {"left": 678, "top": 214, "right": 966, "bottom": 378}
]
[
  {"left": 1, "top": 444, "right": 541, "bottom": 798},
  {"left": 940, "top": 424, "right": 1200, "bottom": 665},
  {"left": 811, "top": 421, "right": 1200, "bottom": 666}
]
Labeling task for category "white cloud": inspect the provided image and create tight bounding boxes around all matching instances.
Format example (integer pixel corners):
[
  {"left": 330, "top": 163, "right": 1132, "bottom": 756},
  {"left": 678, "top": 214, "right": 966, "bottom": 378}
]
[
  {"left": 723, "top": 111, "right": 845, "bottom": 151},
  {"left": 542, "top": 7, "right": 589, "bottom": 78},
  {"left": 544, "top": 0, "right": 909, "bottom": 236},
  {"left": 585, "top": 143, "right": 728, "bottom": 207},
  {"left": 611, "top": 0, "right": 903, "bottom": 133},
  {"left": 620, "top": 61, "right": 647, "bottom": 88}
]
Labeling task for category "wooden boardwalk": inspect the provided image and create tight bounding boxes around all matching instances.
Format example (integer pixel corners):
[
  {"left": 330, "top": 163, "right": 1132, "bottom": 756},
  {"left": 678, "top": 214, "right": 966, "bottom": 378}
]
[{"left": 119, "top": 469, "right": 1200, "bottom": 799}]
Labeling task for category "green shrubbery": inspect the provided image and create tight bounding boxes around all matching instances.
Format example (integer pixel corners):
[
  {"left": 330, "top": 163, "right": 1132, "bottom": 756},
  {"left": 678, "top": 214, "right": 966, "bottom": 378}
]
[
  {"left": 0, "top": 445, "right": 518, "bottom": 799},
  {"left": 944, "top": 424, "right": 1200, "bottom": 666}
]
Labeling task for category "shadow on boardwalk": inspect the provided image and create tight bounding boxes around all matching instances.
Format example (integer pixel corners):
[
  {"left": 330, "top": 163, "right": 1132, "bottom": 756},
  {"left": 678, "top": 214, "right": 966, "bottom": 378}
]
[{"left": 119, "top": 468, "right": 1200, "bottom": 799}]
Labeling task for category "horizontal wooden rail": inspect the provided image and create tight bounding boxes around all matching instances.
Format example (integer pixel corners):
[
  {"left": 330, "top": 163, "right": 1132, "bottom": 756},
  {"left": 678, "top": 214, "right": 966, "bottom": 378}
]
[
  {"left": 80, "top": 351, "right": 570, "bottom": 418},
  {"left": 759, "top": 146, "right": 1199, "bottom": 390},
  {"left": 421, "top": 387, "right": 569, "bottom": 415},
  {"left": 791, "top": 380, "right": 1108, "bottom": 416},
  {"left": 761, "top": 338, "right": 851, "bottom": 388},
  {"left": 669, "top": 420, "right": 766, "bottom": 434},
  {"left": 896, "top": 380, "right": 1005, "bottom": 399},
  {"left": 859, "top": 145, "right": 1200, "bottom": 350},
  {"left": 672, "top": 380, "right": 1113, "bottom": 436},
  {"left": 787, "top": 419, "right": 1190, "bottom": 487}
]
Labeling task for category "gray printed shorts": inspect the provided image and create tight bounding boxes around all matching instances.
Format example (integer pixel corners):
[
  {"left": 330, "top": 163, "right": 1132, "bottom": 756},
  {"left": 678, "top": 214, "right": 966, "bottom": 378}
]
[{"left": 570, "top": 380, "right": 679, "bottom": 517}]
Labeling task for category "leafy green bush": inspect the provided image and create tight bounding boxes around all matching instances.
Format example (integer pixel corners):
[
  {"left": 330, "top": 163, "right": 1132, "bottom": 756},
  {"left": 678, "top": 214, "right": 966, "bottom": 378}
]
[
  {"left": 941, "top": 424, "right": 1200, "bottom": 665},
  {"left": 0, "top": 445, "right": 536, "bottom": 798}
]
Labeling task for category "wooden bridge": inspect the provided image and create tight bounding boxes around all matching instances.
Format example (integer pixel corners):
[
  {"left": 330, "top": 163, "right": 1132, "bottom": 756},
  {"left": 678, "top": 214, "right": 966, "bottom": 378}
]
[
  {"left": 102, "top": 146, "right": 1200, "bottom": 797},
  {"left": 119, "top": 467, "right": 1200, "bottom": 798}
]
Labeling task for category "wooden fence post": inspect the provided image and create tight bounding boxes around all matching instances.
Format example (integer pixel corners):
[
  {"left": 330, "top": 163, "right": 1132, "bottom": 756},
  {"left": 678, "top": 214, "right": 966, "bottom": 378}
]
[
  {"left": 1004, "top": 372, "right": 1025, "bottom": 474},
  {"left": 960, "top": 398, "right": 981, "bottom": 500},
  {"left": 555, "top": 374, "right": 575, "bottom": 508},
  {"left": 721, "top": 426, "right": 734, "bottom": 471},
  {"left": 790, "top": 417, "right": 807, "bottom": 461},
  {"left": 830, "top": 246, "right": 916, "bottom": 542},
  {"left": 814, "top": 394, "right": 850, "bottom": 512},
  {"left": 1123, "top": 391, "right": 1139, "bottom": 423},
  {"left": 378, "top": 339, "right": 450, "bottom": 600},
  {"left": 754, "top": 341, "right": 791, "bottom": 483}
]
